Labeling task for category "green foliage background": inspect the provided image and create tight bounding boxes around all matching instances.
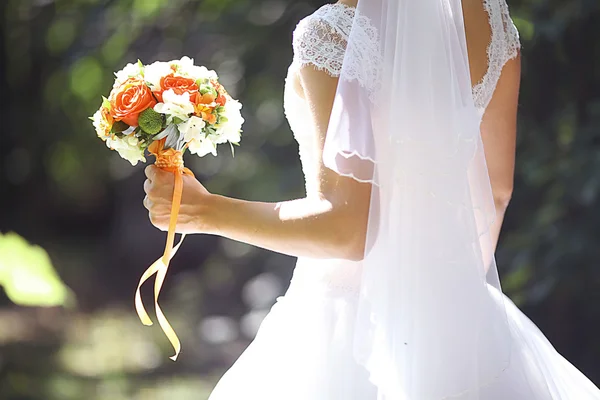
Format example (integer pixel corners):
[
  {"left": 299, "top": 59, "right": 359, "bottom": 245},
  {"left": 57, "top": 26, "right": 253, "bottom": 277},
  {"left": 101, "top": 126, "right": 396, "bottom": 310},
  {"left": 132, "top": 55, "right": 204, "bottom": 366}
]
[{"left": 1, "top": 0, "right": 599, "bottom": 398}]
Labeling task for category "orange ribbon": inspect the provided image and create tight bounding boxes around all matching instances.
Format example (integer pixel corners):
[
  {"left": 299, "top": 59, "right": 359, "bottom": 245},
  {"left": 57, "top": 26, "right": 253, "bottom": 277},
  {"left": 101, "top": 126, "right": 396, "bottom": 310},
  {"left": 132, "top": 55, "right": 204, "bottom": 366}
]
[{"left": 135, "top": 138, "right": 193, "bottom": 361}]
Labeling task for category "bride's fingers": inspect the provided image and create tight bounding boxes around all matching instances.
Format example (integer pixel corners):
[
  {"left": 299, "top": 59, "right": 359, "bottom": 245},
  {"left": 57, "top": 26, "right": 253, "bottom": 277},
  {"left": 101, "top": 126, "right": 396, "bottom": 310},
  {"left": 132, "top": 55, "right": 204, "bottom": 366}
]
[
  {"left": 143, "top": 195, "right": 152, "bottom": 210},
  {"left": 148, "top": 213, "right": 169, "bottom": 231},
  {"left": 145, "top": 165, "right": 174, "bottom": 186},
  {"left": 144, "top": 165, "right": 156, "bottom": 181},
  {"left": 146, "top": 201, "right": 173, "bottom": 217},
  {"left": 145, "top": 196, "right": 171, "bottom": 212},
  {"left": 143, "top": 179, "right": 152, "bottom": 196}
]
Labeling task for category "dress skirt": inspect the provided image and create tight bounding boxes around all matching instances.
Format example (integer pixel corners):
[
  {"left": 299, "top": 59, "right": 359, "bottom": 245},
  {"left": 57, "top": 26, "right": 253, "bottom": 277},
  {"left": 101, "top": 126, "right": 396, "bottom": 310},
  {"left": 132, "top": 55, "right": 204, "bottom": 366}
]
[{"left": 208, "top": 257, "right": 600, "bottom": 400}]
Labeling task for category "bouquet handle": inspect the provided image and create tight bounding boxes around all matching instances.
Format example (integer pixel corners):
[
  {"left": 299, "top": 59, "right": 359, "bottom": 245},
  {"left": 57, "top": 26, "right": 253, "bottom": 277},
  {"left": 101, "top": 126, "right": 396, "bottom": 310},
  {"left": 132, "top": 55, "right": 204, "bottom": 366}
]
[{"left": 134, "top": 138, "right": 193, "bottom": 361}]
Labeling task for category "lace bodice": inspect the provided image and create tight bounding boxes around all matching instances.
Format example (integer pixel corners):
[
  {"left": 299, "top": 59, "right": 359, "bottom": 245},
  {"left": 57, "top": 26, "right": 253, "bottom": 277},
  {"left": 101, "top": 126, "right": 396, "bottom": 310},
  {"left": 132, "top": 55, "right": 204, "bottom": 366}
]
[
  {"left": 283, "top": 1, "right": 520, "bottom": 296},
  {"left": 284, "top": 1, "right": 520, "bottom": 196}
]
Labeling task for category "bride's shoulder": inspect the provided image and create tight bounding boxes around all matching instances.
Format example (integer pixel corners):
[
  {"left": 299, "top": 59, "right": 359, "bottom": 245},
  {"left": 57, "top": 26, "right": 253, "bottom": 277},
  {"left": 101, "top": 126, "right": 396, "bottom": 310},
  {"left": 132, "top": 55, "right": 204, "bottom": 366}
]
[
  {"left": 291, "top": 3, "right": 355, "bottom": 76},
  {"left": 293, "top": 3, "right": 355, "bottom": 38}
]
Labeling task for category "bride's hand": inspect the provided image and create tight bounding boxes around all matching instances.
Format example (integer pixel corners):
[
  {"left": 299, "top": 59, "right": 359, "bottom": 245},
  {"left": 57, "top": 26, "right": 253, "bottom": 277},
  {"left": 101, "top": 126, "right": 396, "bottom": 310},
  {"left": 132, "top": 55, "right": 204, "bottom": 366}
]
[{"left": 143, "top": 165, "right": 213, "bottom": 234}]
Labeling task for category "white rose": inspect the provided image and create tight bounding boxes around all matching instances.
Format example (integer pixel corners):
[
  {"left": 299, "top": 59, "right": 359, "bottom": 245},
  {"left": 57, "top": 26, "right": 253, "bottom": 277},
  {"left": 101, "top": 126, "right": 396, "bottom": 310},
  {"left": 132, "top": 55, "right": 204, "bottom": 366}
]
[
  {"left": 178, "top": 115, "right": 206, "bottom": 143},
  {"left": 114, "top": 62, "right": 143, "bottom": 87},
  {"left": 144, "top": 61, "right": 173, "bottom": 90},
  {"left": 174, "top": 56, "right": 194, "bottom": 70},
  {"left": 176, "top": 56, "right": 218, "bottom": 81},
  {"left": 215, "top": 98, "right": 244, "bottom": 144},
  {"left": 188, "top": 137, "right": 217, "bottom": 157},
  {"left": 154, "top": 89, "right": 194, "bottom": 124},
  {"left": 106, "top": 135, "right": 146, "bottom": 166}
]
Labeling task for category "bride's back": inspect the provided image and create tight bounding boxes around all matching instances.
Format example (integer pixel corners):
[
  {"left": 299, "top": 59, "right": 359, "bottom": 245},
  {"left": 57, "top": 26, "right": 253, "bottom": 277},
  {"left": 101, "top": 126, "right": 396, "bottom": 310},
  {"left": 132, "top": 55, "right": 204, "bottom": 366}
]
[
  {"left": 286, "top": 0, "right": 520, "bottom": 247},
  {"left": 292, "top": 1, "right": 520, "bottom": 115}
]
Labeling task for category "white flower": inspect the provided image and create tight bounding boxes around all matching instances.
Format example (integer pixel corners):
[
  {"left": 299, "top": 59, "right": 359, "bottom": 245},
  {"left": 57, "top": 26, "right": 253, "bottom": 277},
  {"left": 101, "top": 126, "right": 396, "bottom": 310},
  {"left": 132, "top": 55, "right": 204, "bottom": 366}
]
[
  {"left": 178, "top": 115, "right": 206, "bottom": 143},
  {"left": 92, "top": 109, "right": 111, "bottom": 139},
  {"left": 215, "top": 98, "right": 244, "bottom": 144},
  {"left": 114, "top": 62, "right": 143, "bottom": 87},
  {"left": 188, "top": 137, "right": 217, "bottom": 157},
  {"left": 176, "top": 56, "right": 218, "bottom": 81},
  {"left": 106, "top": 135, "right": 146, "bottom": 166},
  {"left": 144, "top": 61, "right": 173, "bottom": 90},
  {"left": 154, "top": 89, "right": 194, "bottom": 124}
]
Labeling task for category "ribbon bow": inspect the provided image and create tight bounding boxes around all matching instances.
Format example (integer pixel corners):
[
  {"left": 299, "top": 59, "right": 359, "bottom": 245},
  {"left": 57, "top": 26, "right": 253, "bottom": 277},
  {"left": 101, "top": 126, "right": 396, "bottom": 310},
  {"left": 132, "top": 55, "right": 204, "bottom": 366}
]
[{"left": 135, "top": 138, "right": 193, "bottom": 361}]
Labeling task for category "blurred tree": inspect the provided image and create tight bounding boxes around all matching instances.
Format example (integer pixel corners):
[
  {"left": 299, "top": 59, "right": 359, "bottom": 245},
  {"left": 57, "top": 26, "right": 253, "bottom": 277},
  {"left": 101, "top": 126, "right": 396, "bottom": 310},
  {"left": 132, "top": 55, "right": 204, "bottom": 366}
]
[
  {"left": 0, "top": 232, "right": 73, "bottom": 307},
  {"left": 0, "top": 0, "right": 599, "bottom": 399}
]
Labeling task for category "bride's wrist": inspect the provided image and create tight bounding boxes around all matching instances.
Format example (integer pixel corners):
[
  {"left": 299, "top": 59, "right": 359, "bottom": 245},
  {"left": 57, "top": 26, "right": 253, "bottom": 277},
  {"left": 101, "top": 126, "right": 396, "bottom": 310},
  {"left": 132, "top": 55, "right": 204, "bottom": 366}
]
[{"left": 195, "top": 192, "right": 225, "bottom": 236}]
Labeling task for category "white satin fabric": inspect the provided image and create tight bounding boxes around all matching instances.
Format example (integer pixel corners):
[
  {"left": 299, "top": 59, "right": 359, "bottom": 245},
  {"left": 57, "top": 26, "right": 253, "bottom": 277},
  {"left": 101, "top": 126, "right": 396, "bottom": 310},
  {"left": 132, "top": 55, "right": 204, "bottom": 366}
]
[
  {"left": 209, "top": 278, "right": 600, "bottom": 399},
  {"left": 207, "top": 1, "right": 600, "bottom": 399}
]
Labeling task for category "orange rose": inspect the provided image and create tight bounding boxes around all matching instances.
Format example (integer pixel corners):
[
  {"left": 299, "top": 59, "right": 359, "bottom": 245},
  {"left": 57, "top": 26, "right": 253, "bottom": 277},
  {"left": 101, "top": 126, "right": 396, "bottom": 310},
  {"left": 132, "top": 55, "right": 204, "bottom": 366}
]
[
  {"left": 154, "top": 74, "right": 199, "bottom": 102},
  {"left": 215, "top": 92, "right": 227, "bottom": 107},
  {"left": 212, "top": 81, "right": 227, "bottom": 106},
  {"left": 191, "top": 92, "right": 217, "bottom": 125},
  {"left": 194, "top": 91, "right": 215, "bottom": 105},
  {"left": 110, "top": 78, "right": 157, "bottom": 127}
]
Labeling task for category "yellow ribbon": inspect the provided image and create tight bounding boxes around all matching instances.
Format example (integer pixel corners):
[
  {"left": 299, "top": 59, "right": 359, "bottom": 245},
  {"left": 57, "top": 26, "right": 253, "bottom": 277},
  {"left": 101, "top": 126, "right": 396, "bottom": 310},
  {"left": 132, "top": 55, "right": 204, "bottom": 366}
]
[{"left": 135, "top": 138, "right": 193, "bottom": 361}]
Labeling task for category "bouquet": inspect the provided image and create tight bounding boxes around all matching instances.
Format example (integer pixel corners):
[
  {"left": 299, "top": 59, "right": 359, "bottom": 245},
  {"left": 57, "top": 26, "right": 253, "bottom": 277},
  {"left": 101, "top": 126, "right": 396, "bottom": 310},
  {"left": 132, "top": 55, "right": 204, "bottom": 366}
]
[
  {"left": 91, "top": 56, "right": 243, "bottom": 164},
  {"left": 91, "top": 57, "right": 244, "bottom": 361}
]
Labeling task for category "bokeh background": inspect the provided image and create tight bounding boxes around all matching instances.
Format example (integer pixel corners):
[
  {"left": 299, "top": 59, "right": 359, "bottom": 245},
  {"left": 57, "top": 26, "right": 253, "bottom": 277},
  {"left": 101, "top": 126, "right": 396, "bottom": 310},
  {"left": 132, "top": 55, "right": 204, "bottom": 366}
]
[{"left": 1, "top": 0, "right": 599, "bottom": 399}]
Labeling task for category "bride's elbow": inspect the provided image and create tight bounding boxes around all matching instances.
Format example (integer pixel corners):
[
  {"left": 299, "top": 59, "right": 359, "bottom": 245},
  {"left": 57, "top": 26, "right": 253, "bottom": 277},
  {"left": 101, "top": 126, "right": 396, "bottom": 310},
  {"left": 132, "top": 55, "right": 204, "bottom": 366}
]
[
  {"left": 344, "top": 232, "right": 367, "bottom": 261},
  {"left": 322, "top": 180, "right": 372, "bottom": 261},
  {"left": 329, "top": 211, "right": 368, "bottom": 262}
]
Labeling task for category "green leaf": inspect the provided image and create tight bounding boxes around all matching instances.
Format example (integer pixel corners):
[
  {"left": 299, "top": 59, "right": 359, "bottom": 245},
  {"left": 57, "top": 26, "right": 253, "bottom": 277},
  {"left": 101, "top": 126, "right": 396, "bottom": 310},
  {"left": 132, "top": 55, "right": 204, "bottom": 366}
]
[
  {"left": 111, "top": 120, "right": 130, "bottom": 133},
  {"left": 137, "top": 59, "right": 145, "bottom": 77},
  {"left": 199, "top": 84, "right": 217, "bottom": 97},
  {"left": 172, "top": 117, "right": 185, "bottom": 125},
  {"left": 102, "top": 96, "right": 111, "bottom": 110},
  {"left": 0, "top": 232, "right": 74, "bottom": 307}
]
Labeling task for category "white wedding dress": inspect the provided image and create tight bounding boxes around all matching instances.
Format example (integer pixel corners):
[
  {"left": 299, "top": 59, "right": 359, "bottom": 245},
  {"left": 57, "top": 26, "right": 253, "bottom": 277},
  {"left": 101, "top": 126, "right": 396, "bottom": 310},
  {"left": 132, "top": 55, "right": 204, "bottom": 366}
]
[{"left": 208, "top": 3, "right": 600, "bottom": 399}]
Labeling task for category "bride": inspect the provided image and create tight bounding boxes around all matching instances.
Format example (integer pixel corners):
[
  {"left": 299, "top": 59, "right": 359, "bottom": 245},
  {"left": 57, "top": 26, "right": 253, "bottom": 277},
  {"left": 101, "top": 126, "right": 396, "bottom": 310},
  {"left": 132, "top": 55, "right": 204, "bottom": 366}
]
[{"left": 143, "top": 0, "right": 600, "bottom": 398}]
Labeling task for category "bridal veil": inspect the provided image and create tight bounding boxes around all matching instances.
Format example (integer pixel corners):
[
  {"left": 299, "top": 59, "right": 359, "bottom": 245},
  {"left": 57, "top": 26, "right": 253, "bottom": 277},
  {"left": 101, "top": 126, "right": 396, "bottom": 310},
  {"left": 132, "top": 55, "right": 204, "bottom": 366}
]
[{"left": 322, "top": 0, "right": 514, "bottom": 398}]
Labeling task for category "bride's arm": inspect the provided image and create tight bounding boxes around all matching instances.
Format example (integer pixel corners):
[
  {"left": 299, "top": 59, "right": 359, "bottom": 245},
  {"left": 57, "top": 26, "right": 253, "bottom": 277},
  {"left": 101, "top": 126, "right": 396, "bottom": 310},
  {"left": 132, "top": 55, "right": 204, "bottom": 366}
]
[
  {"left": 144, "top": 66, "right": 372, "bottom": 261},
  {"left": 481, "top": 54, "right": 521, "bottom": 255}
]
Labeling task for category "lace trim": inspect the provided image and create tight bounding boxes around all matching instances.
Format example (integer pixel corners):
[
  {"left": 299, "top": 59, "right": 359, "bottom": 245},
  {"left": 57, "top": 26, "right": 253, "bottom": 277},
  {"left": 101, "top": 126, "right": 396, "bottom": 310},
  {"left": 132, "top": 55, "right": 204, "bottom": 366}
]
[
  {"left": 292, "top": 3, "right": 356, "bottom": 77},
  {"left": 340, "top": 7, "right": 383, "bottom": 103},
  {"left": 472, "top": 0, "right": 521, "bottom": 110},
  {"left": 293, "top": 0, "right": 520, "bottom": 111},
  {"left": 292, "top": 3, "right": 382, "bottom": 102}
]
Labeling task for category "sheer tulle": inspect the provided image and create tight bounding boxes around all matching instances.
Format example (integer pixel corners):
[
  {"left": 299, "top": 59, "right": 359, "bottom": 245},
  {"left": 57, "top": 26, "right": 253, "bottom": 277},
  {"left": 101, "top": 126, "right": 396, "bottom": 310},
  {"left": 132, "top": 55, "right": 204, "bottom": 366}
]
[{"left": 322, "top": 1, "right": 516, "bottom": 397}]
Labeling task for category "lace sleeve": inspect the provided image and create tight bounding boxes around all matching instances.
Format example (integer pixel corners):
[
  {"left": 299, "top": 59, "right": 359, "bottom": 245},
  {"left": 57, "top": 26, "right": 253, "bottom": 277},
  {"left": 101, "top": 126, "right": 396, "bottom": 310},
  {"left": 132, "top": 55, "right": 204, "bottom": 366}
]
[
  {"left": 472, "top": 0, "right": 522, "bottom": 110},
  {"left": 292, "top": 14, "right": 349, "bottom": 77},
  {"left": 291, "top": 4, "right": 381, "bottom": 102}
]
